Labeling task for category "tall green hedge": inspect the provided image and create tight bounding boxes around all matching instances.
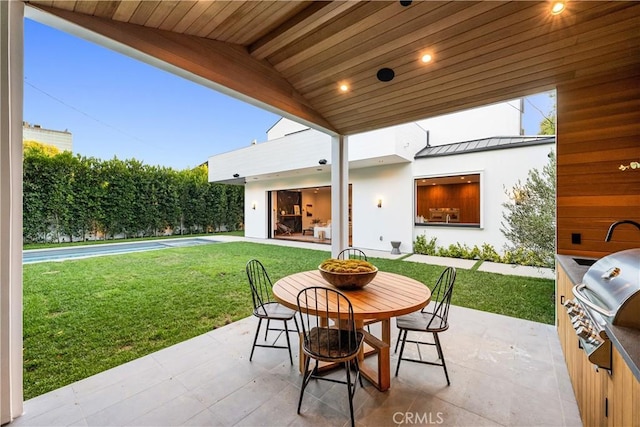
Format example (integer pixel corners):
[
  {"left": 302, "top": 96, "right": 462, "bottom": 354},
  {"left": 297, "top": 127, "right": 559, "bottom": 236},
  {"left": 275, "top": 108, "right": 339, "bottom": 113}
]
[{"left": 23, "top": 146, "right": 243, "bottom": 243}]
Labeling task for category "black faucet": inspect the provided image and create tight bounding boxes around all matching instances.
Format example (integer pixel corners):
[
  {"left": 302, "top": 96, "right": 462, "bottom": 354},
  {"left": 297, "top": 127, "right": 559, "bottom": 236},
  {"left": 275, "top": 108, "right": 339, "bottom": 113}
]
[{"left": 604, "top": 220, "right": 640, "bottom": 242}]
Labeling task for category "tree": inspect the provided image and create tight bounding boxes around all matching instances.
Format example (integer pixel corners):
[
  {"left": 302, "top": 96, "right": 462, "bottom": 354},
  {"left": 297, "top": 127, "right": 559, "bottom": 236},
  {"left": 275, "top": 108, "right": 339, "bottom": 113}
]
[
  {"left": 22, "top": 152, "right": 244, "bottom": 242},
  {"left": 500, "top": 150, "right": 556, "bottom": 267},
  {"left": 538, "top": 93, "right": 556, "bottom": 135},
  {"left": 23, "top": 140, "right": 60, "bottom": 157}
]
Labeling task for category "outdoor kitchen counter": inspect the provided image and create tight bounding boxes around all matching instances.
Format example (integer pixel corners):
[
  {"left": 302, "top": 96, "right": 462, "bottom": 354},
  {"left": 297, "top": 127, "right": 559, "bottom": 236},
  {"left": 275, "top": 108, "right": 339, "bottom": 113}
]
[{"left": 557, "top": 254, "right": 640, "bottom": 381}]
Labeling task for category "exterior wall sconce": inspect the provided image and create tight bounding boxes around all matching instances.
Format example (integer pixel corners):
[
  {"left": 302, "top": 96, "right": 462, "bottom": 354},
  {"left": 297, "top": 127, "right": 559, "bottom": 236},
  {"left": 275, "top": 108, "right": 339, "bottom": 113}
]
[
  {"left": 252, "top": 202, "right": 257, "bottom": 210},
  {"left": 377, "top": 199, "right": 382, "bottom": 208}
]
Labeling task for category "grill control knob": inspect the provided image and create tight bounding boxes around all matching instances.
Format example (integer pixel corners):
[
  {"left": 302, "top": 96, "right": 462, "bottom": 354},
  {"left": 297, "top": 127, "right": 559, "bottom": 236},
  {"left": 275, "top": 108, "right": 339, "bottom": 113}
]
[
  {"left": 576, "top": 326, "right": 594, "bottom": 340},
  {"left": 589, "top": 336, "right": 602, "bottom": 346},
  {"left": 573, "top": 320, "right": 588, "bottom": 330},
  {"left": 567, "top": 306, "right": 584, "bottom": 317}
]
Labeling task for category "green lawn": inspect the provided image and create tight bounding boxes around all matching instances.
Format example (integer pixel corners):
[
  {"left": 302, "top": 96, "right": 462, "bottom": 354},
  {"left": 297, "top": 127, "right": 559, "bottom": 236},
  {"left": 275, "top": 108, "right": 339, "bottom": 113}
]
[{"left": 23, "top": 241, "right": 555, "bottom": 399}]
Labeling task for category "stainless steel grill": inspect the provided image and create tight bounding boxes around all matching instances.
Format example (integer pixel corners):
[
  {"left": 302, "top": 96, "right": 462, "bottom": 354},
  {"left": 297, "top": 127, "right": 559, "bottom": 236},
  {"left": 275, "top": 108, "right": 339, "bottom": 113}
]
[{"left": 563, "top": 248, "right": 640, "bottom": 370}]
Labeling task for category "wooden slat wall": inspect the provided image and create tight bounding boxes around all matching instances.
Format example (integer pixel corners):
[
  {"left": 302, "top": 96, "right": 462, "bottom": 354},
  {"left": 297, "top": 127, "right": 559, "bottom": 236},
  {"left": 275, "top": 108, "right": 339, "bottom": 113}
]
[
  {"left": 556, "top": 67, "right": 640, "bottom": 257},
  {"left": 416, "top": 183, "right": 480, "bottom": 224}
]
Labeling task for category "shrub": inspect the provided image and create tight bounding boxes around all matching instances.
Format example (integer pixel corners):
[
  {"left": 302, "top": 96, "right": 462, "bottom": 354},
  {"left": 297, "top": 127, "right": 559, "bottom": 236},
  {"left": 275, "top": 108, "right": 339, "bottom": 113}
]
[
  {"left": 502, "top": 247, "right": 548, "bottom": 267},
  {"left": 411, "top": 237, "right": 545, "bottom": 267},
  {"left": 501, "top": 150, "right": 556, "bottom": 268},
  {"left": 479, "top": 244, "right": 501, "bottom": 262},
  {"left": 413, "top": 234, "right": 438, "bottom": 255}
]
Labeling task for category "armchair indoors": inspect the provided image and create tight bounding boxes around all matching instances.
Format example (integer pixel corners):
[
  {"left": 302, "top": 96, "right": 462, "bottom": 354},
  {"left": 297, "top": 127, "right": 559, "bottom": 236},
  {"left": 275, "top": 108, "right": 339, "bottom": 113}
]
[{"left": 276, "top": 222, "right": 293, "bottom": 235}]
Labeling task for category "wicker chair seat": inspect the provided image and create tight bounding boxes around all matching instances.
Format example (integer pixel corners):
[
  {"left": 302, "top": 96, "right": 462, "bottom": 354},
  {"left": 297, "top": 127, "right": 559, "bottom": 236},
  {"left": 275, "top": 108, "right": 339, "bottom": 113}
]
[{"left": 304, "top": 327, "right": 363, "bottom": 360}]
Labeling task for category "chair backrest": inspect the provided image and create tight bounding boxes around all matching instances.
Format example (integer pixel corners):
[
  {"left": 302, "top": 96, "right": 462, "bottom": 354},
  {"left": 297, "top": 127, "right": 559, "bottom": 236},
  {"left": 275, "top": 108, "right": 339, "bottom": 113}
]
[
  {"left": 296, "top": 287, "right": 360, "bottom": 359},
  {"left": 423, "top": 266, "right": 456, "bottom": 330},
  {"left": 246, "top": 259, "right": 275, "bottom": 315},
  {"left": 336, "top": 247, "right": 368, "bottom": 261}
]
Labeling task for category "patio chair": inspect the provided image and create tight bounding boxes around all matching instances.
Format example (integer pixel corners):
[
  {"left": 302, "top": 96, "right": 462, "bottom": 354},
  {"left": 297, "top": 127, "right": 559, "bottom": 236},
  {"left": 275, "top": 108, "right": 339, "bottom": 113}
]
[
  {"left": 394, "top": 266, "right": 456, "bottom": 385},
  {"left": 246, "top": 259, "right": 299, "bottom": 364},
  {"left": 276, "top": 222, "right": 293, "bottom": 235},
  {"left": 336, "top": 247, "right": 368, "bottom": 261},
  {"left": 296, "top": 287, "right": 364, "bottom": 427}
]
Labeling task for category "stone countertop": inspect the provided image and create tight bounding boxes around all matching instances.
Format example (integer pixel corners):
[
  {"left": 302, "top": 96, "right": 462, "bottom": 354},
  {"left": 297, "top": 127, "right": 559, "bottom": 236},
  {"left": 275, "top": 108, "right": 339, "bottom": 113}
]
[{"left": 556, "top": 254, "right": 640, "bottom": 382}]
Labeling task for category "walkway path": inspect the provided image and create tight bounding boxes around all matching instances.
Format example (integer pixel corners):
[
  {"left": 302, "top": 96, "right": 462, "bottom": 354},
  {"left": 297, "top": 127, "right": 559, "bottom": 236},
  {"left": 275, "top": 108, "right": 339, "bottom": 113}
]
[{"left": 208, "top": 235, "right": 556, "bottom": 280}]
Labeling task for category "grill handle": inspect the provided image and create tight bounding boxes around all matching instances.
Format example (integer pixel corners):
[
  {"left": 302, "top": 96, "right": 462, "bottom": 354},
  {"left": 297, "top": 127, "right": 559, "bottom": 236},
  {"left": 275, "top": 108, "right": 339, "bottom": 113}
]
[{"left": 572, "top": 283, "right": 615, "bottom": 317}]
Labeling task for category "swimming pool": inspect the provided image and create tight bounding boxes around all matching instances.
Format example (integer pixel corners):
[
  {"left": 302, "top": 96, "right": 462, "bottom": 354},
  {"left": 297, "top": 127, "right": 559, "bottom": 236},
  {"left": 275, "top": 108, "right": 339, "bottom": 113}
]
[{"left": 23, "top": 238, "right": 219, "bottom": 264}]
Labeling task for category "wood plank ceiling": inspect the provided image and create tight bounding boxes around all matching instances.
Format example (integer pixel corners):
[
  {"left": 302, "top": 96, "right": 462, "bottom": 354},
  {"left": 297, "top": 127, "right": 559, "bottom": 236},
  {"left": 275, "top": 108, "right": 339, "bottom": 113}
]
[{"left": 24, "top": 1, "right": 640, "bottom": 136}]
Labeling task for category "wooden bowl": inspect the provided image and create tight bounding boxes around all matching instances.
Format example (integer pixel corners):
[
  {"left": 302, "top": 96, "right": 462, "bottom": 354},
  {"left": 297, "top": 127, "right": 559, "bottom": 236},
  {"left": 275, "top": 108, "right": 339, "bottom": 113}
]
[{"left": 318, "top": 265, "right": 378, "bottom": 290}]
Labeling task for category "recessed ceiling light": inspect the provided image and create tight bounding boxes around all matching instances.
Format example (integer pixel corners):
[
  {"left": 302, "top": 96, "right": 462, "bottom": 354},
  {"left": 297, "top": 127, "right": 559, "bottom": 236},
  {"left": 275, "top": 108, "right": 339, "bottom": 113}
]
[
  {"left": 551, "top": 1, "right": 565, "bottom": 15},
  {"left": 421, "top": 53, "right": 433, "bottom": 63},
  {"left": 339, "top": 83, "right": 349, "bottom": 92}
]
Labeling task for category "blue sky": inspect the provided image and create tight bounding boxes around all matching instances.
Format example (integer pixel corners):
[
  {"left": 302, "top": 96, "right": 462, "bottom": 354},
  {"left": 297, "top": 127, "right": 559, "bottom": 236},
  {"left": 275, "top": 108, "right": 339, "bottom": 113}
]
[{"left": 24, "top": 19, "right": 554, "bottom": 171}]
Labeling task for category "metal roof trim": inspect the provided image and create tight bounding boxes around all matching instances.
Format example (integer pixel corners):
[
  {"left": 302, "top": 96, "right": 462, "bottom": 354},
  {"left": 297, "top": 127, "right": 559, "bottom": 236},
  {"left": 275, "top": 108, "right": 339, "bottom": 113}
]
[{"left": 415, "top": 136, "right": 555, "bottom": 158}]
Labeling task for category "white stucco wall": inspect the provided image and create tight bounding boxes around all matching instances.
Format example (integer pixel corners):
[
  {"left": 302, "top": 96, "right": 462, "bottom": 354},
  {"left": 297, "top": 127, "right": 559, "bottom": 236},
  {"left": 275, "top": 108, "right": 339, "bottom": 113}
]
[
  {"left": 417, "top": 99, "right": 522, "bottom": 146},
  {"left": 209, "top": 127, "right": 330, "bottom": 183},
  {"left": 350, "top": 163, "right": 415, "bottom": 254},
  {"left": 266, "top": 117, "right": 309, "bottom": 140},
  {"left": 215, "top": 99, "right": 547, "bottom": 257},
  {"left": 244, "top": 162, "right": 415, "bottom": 255},
  {"left": 412, "top": 143, "right": 555, "bottom": 253},
  {"left": 348, "top": 122, "right": 427, "bottom": 163}
]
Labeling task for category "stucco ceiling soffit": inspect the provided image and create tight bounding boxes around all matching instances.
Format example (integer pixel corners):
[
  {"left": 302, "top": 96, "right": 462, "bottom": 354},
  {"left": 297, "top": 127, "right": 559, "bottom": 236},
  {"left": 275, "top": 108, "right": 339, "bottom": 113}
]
[{"left": 26, "top": 4, "right": 338, "bottom": 135}]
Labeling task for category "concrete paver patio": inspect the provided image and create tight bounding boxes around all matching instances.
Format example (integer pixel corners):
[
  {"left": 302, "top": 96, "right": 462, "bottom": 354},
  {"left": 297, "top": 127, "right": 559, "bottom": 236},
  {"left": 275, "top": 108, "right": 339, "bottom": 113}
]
[
  {"left": 13, "top": 236, "right": 569, "bottom": 426},
  {"left": 13, "top": 305, "right": 579, "bottom": 427}
]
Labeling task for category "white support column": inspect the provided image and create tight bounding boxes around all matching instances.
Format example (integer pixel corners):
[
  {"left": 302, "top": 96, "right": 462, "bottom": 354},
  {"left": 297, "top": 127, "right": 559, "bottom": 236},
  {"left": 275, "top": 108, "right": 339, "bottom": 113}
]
[
  {"left": 330, "top": 135, "right": 348, "bottom": 257},
  {"left": 0, "top": 0, "right": 24, "bottom": 423}
]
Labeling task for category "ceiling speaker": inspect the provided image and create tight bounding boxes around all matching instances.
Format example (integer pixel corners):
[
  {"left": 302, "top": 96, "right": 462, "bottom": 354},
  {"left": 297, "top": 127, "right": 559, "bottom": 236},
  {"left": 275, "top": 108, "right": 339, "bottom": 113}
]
[{"left": 377, "top": 68, "right": 395, "bottom": 82}]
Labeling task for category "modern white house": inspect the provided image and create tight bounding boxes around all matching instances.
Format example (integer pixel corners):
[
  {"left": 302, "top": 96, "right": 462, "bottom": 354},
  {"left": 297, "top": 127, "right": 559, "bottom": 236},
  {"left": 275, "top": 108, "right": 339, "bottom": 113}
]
[{"left": 208, "top": 99, "right": 555, "bottom": 255}]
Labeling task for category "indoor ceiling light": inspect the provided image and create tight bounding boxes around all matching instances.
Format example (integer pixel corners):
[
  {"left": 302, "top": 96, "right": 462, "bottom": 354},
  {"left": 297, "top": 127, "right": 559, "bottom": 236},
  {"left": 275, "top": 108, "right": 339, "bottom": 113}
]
[
  {"left": 551, "top": 1, "right": 566, "bottom": 15},
  {"left": 339, "top": 83, "right": 349, "bottom": 92},
  {"left": 421, "top": 53, "right": 433, "bottom": 63}
]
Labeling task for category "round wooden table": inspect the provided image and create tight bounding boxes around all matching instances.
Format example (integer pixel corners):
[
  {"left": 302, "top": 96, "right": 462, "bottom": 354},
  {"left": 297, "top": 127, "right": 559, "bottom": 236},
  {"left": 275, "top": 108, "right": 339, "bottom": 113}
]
[{"left": 272, "top": 270, "right": 430, "bottom": 391}]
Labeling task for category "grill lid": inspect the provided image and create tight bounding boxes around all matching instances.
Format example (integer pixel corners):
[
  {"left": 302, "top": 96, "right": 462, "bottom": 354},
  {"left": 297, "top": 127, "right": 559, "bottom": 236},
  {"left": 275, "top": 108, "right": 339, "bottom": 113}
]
[{"left": 577, "top": 248, "right": 640, "bottom": 329}]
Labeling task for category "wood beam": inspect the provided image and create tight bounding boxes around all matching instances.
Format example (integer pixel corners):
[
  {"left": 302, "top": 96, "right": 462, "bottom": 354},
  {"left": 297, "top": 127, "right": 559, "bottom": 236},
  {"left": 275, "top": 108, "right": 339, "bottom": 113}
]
[{"left": 28, "top": 4, "right": 337, "bottom": 134}]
